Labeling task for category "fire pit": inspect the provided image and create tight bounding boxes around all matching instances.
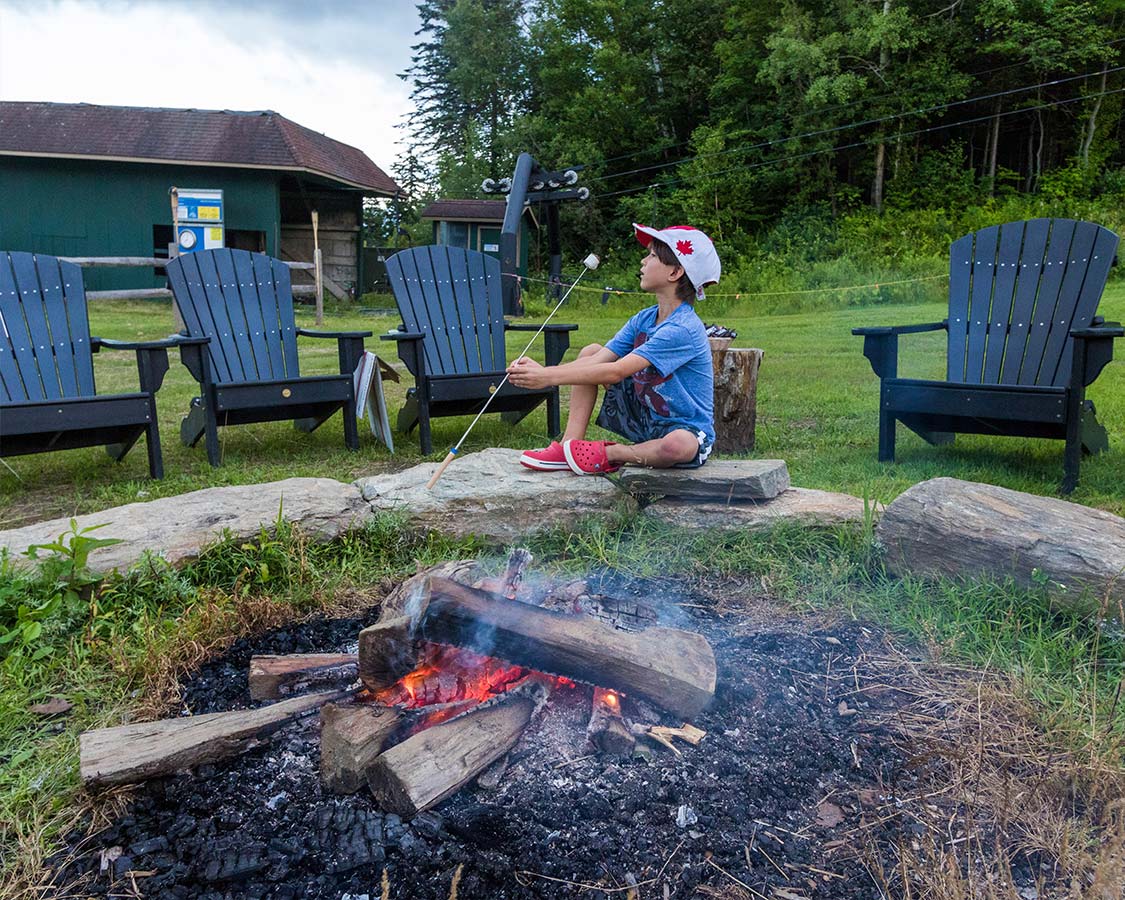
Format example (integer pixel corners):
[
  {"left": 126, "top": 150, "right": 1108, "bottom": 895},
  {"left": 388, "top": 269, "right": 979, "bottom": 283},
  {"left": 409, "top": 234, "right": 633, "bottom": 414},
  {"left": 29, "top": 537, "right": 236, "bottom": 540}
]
[{"left": 52, "top": 558, "right": 935, "bottom": 899}]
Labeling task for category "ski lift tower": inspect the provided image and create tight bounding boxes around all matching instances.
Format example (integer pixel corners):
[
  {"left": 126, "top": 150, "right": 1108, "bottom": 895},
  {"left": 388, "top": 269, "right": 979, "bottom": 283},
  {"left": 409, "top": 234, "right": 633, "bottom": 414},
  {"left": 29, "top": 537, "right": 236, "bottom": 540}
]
[{"left": 482, "top": 153, "right": 590, "bottom": 316}]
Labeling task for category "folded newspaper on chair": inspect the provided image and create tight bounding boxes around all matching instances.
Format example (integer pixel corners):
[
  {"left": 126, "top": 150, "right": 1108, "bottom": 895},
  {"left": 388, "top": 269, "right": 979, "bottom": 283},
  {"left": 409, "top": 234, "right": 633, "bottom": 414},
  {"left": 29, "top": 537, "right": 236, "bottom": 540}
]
[{"left": 352, "top": 351, "right": 394, "bottom": 453}]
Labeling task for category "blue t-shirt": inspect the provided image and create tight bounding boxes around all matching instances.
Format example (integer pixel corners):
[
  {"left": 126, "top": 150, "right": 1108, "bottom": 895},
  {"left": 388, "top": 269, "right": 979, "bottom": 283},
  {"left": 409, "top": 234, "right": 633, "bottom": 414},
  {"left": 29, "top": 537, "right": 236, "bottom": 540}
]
[{"left": 605, "top": 303, "right": 714, "bottom": 442}]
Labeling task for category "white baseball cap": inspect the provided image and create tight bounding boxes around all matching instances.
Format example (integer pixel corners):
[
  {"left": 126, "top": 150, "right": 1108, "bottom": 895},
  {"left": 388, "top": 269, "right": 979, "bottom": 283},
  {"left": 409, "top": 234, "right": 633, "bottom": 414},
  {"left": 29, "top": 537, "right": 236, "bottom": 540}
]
[{"left": 633, "top": 223, "right": 721, "bottom": 300}]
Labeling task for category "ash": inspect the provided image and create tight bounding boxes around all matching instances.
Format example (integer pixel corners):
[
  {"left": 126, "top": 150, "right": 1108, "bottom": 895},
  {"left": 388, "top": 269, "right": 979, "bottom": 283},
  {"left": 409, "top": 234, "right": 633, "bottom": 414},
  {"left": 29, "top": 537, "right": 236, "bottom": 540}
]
[{"left": 47, "top": 579, "right": 927, "bottom": 900}]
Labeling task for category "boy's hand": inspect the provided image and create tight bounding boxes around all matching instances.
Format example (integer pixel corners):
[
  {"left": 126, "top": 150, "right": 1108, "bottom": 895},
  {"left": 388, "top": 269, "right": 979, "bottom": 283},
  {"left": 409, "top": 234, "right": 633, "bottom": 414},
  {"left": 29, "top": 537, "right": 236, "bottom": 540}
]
[{"left": 507, "top": 356, "right": 553, "bottom": 389}]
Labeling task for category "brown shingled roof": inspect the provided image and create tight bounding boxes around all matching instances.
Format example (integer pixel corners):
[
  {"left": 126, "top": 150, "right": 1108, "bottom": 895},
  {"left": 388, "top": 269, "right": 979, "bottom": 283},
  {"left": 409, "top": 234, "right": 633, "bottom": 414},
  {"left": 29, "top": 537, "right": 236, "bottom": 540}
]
[
  {"left": 0, "top": 102, "right": 399, "bottom": 195},
  {"left": 420, "top": 199, "right": 511, "bottom": 221}
]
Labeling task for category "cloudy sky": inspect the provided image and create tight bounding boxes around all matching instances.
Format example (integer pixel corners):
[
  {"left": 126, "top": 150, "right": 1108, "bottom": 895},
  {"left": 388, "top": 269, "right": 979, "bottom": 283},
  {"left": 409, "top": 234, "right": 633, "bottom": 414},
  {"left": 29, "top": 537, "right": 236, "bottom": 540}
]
[{"left": 0, "top": 0, "right": 421, "bottom": 171}]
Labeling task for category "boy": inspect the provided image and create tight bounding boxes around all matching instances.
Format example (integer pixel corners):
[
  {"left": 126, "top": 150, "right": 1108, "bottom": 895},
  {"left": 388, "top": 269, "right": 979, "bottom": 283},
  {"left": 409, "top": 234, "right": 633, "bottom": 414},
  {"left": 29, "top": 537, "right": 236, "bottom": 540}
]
[{"left": 507, "top": 223, "right": 720, "bottom": 475}]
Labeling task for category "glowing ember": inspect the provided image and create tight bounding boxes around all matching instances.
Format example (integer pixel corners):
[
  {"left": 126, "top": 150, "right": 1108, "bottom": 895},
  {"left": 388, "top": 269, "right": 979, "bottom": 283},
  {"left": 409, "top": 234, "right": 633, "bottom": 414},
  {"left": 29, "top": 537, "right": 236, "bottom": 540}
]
[
  {"left": 374, "top": 642, "right": 575, "bottom": 709},
  {"left": 605, "top": 692, "right": 619, "bottom": 708}
]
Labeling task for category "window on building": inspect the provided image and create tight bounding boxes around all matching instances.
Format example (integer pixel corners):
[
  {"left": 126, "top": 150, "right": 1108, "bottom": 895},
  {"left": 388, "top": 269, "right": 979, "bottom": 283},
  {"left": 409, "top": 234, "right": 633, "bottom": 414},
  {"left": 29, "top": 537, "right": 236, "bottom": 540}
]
[{"left": 440, "top": 221, "right": 469, "bottom": 248}]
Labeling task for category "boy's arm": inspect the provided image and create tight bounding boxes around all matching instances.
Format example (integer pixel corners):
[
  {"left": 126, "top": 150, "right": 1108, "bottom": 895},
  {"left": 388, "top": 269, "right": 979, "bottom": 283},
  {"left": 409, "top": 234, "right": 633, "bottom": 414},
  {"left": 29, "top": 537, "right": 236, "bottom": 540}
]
[{"left": 507, "top": 350, "right": 650, "bottom": 389}]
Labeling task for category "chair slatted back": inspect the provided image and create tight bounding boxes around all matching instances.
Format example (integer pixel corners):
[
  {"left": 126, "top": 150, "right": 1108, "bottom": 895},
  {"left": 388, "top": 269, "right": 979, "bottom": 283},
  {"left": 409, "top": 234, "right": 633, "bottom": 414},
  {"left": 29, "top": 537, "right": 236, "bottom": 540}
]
[
  {"left": 166, "top": 248, "right": 299, "bottom": 384},
  {"left": 0, "top": 251, "right": 95, "bottom": 404},
  {"left": 385, "top": 246, "right": 506, "bottom": 376},
  {"left": 947, "top": 219, "right": 1119, "bottom": 387}
]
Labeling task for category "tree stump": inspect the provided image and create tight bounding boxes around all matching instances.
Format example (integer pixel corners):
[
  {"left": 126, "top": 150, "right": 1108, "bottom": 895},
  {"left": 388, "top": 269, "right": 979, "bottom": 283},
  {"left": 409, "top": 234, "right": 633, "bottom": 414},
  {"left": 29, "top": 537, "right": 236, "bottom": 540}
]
[{"left": 711, "top": 346, "right": 762, "bottom": 453}]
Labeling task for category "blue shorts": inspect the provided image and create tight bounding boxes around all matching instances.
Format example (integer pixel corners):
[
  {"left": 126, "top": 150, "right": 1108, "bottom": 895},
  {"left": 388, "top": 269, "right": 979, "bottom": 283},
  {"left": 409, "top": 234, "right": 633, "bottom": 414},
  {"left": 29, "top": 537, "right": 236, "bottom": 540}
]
[{"left": 595, "top": 378, "right": 714, "bottom": 468}]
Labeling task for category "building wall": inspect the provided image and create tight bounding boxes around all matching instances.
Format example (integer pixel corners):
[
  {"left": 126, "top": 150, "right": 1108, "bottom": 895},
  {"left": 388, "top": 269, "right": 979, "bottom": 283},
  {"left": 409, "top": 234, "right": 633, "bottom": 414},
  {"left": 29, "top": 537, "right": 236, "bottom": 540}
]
[
  {"left": 430, "top": 219, "right": 529, "bottom": 276},
  {"left": 280, "top": 199, "right": 360, "bottom": 297},
  {"left": 0, "top": 156, "right": 280, "bottom": 291}
]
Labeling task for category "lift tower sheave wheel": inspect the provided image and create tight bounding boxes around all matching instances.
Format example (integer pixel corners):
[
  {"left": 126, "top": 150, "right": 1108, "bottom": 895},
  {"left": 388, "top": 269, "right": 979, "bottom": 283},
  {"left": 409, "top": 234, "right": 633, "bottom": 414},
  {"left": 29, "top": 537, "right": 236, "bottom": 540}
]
[{"left": 491, "top": 153, "right": 590, "bottom": 316}]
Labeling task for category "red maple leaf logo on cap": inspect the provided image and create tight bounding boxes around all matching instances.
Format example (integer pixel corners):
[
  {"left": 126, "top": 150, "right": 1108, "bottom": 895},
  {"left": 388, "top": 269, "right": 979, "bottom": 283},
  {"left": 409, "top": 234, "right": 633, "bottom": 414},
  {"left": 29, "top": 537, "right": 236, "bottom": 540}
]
[{"left": 676, "top": 239, "right": 694, "bottom": 255}]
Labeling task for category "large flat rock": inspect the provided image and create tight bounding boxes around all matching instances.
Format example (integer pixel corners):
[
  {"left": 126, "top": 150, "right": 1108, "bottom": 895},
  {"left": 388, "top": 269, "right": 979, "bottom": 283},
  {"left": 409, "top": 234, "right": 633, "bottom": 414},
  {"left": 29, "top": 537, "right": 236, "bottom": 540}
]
[
  {"left": 0, "top": 478, "right": 369, "bottom": 575},
  {"left": 619, "top": 459, "right": 789, "bottom": 501},
  {"left": 355, "top": 448, "right": 628, "bottom": 542},
  {"left": 877, "top": 477, "right": 1125, "bottom": 612},
  {"left": 643, "top": 487, "right": 868, "bottom": 530}
]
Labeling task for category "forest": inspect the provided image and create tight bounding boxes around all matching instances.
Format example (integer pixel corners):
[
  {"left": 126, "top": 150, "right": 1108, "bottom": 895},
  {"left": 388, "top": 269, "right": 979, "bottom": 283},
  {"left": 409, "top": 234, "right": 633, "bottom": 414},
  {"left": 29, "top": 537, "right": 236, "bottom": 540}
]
[{"left": 378, "top": 0, "right": 1124, "bottom": 295}]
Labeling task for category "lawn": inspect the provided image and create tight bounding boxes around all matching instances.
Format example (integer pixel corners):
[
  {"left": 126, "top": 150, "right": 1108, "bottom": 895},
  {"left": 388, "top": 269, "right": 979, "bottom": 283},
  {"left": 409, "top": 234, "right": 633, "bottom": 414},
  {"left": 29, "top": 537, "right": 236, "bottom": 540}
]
[{"left": 3, "top": 281, "right": 1122, "bottom": 526}]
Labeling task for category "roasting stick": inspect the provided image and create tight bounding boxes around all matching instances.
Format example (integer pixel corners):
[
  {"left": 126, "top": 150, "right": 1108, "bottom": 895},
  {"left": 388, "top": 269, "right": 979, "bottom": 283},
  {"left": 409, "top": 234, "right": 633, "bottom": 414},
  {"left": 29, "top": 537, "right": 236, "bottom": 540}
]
[{"left": 426, "top": 253, "right": 601, "bottom": 489}]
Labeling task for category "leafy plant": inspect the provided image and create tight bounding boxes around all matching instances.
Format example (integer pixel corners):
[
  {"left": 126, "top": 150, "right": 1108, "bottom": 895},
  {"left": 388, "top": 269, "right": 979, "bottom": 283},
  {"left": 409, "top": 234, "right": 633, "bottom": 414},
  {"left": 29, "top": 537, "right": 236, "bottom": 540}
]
[{"left": 0, "top": 521, "right": 121, "bottom": 660}]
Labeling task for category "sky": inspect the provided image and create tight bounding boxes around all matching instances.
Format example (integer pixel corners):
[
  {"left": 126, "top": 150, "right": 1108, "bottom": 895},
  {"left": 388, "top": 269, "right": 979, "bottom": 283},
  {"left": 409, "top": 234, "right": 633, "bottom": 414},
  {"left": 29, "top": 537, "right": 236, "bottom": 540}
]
[{"left": 0, "top": 0, "right": 421, "bottom": 173}]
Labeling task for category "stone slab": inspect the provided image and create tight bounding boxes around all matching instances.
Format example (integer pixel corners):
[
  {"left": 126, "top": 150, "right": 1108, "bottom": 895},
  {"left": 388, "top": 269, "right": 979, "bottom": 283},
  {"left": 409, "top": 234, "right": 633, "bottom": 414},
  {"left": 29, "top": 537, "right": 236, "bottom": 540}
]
[
  {"left": 877, "top": 477, "right": 1125, "bottom": 613},
  {"left": 643, "top": 487, "right": 868, "bottom": 530},
  {"left": 355, "top": 448, "right": 628, "bottom": 542},
  {"left": 619, "top": 459, "right": 789, "bottom": 501},
  {"left": 0, "top": 477, "right": 369, "bottom": 575}
]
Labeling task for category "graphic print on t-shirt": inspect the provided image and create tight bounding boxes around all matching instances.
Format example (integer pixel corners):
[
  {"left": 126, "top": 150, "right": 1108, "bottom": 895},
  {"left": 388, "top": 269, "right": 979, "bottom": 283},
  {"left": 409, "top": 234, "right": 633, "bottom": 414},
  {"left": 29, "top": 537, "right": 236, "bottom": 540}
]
[{"left": 631, "top": 333, "right": 671, "bottom": 416}]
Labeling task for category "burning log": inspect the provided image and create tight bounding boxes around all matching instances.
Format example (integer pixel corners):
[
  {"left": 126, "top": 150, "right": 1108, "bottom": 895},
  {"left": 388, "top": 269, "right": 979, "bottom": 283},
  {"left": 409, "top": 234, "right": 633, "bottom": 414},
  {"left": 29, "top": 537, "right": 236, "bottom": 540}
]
[
  {"left": 249, "top": 653, "right": 357, "bottom": 701},
  {"left": 320, "top": 701, "right": 403, "bottom": 794},
  {"left": 80, "top": 689, "right": 347, "bottom": 787},
  {"left": 397, "top": 576, "right": 716, "bottom": 719},
  {"left": 367, "top": 684, "right": 545, "bottom": 816},
  {"left": 356, "top": 615, "right": 417, "bottom": 693},
  {"left": 587, "top": 688, "right": 635, "bottom": 756}
]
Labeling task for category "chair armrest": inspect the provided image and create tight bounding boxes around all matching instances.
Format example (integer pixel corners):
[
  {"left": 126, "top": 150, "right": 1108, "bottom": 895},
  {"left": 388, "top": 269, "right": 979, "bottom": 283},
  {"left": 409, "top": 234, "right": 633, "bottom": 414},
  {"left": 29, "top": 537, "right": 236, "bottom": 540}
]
[
  {"left": 297, "top": 329, "right": 370, "bottom": 375},
  {"left": 297, "top": 328, "right": 373, "bottom": 339},
  {"left": 174, "top": 336, "right": 212, "bottom": 385},
  {"left": 91, "top": 337, "right": 182, "bottom": 393},
  {"left": 380, "top": 332, "right": 425, "bottom": 379},
  {"left": 91, "top": 336, "right": 188, "bottom": 352},
  {"left": 1071, "top": 322, "right": 1123, "bottom": 386},
  {"left": 852, "top": 321, "right": 947, "bottom": 337},
  {"left": 505, "top": 322, "right": 580, "bottom": 332},
  {"left": 1071, "top": 322, "right": 1124, "bottom": 339}
]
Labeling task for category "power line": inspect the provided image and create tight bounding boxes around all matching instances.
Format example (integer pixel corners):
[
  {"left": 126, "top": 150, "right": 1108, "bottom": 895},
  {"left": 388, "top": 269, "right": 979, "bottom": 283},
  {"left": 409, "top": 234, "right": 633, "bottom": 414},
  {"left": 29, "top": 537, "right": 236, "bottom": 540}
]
[
  {"left": 596, "top": 85, "right": 1125, "bottom": 200},
  {"left": 590, "top": 66, "right": 1125, "bottom": 185}
]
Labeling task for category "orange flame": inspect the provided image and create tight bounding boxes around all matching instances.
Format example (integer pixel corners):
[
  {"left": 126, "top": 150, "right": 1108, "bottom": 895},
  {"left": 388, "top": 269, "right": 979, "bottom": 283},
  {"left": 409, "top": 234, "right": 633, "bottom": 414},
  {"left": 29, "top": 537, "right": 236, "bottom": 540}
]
[{"left": 373, "top": 642, "right": 576, "bottom": 710}]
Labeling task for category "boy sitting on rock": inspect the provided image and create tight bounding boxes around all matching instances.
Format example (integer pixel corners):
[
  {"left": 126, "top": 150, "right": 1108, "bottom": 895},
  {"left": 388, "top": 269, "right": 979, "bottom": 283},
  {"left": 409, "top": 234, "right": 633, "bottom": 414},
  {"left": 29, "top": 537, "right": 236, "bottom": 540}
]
[{"left": 508, "top": 223, "right": 720, "bottom": 475}]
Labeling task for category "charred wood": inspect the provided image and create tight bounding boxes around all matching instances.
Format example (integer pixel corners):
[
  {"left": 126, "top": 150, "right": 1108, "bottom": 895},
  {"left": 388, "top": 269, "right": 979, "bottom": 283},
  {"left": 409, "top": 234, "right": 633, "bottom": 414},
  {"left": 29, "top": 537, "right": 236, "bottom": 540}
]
[
  {"left": 248, "top": 653, "right": 357, "bottom": 701},
  {"left": 319, "top": 701, "right": 403, "bottom": 794},
  {"left": 587, "top": 688, "right": 635, "bottom": 757},
  {"left": 367, "top": 688, "right": 541, "bottom": 816},
  {"left": 80, "top": 689, "right": 347, "bottom": 787},
  {"left": 416, "top": 577, "right": 716, "bottom": 719}
]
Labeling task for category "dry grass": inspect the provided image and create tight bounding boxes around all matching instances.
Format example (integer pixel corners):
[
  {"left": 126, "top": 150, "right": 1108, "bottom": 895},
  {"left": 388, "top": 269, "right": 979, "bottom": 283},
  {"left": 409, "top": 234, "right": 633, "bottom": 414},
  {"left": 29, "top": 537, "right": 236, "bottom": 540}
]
[{"left": 855, "top": 648, "right": 1125, "bottom": 899}]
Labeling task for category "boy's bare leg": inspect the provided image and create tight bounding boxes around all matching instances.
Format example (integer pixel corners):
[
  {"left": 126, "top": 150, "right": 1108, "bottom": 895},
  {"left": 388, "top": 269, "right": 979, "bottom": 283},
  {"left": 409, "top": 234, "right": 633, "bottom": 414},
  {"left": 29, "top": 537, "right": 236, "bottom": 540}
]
[
  {"left": 560, "top": 343, "right": 608, "bottom": 442},
  {"left": 562, "top": 383, "right": 600, "bottom": 442},
  {"left": 606, "top": 430, "right": 699, "bottom": 468}
]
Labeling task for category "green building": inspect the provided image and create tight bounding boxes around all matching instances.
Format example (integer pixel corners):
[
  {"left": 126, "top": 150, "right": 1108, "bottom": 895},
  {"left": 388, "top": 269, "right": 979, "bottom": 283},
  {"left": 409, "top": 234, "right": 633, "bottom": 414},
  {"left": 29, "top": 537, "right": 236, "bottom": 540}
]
[
  {"left": 419, "top": 199, "right": 532, "bottom": 276},
  {"left": 0, "top": 102, "right": 399, "bottom": 294}
]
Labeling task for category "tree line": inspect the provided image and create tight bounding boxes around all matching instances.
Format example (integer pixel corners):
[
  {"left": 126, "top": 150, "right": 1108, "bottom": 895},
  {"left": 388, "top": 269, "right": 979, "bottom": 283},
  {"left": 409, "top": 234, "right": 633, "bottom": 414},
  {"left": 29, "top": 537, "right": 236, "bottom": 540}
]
[{"left": 382, "top": 0, "right": 1123, "bottom": 260}]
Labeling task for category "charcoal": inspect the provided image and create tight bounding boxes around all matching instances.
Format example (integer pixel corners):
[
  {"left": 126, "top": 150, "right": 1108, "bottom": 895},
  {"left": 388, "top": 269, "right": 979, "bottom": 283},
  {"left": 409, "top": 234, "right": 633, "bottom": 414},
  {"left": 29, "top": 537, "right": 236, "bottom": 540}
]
[{"left": 129, "top": 835, "right": 168, "bottom": 856}]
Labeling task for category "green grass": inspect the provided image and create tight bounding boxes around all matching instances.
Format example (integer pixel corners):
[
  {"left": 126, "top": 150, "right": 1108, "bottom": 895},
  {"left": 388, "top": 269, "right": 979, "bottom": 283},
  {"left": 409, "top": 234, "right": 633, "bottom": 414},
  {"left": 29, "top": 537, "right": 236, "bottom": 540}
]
[{"left": 2, "top": 281, "right": 1123, "bottom": 526}]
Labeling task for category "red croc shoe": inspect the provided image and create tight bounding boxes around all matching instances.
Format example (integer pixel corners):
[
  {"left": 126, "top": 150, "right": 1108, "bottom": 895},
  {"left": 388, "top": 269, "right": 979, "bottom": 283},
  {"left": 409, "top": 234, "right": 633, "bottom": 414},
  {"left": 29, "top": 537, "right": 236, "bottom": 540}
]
[
  {"left": 519, "top": 441, "right": 570, "bottom": 471},
  {"left": 562, "top": 439, "right": 620, "bottom": 475}
]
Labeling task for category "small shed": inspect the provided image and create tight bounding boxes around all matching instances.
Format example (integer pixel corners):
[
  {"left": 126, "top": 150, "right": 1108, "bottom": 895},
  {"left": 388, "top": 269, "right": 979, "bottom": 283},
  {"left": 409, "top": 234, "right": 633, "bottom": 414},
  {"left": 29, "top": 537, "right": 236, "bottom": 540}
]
[{"left": 419, "top": 199, "right": 531, "bottom": 276}]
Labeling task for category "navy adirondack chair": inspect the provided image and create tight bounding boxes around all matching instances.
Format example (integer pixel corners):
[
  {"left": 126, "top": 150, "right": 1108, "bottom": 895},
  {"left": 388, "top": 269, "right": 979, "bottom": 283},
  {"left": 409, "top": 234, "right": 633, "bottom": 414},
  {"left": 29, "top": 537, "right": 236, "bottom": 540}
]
[
  {"left": 0, "top": 251, "right": 183, "bottom": 478},
  {"left": 382, "top": 246, "right": 577, "bottom": 454},
  {"left": 166, "top": 248, "right": 371, "bottom": 466},
  {"left": 854, "top": 218, "right": 1122, "bottom": 492}
]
